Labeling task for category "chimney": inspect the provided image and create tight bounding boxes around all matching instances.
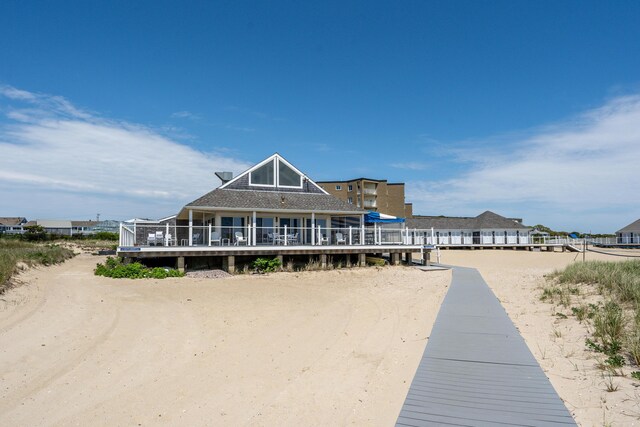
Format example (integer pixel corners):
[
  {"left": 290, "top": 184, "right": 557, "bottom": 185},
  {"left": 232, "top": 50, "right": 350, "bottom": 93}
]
[{"left": 215, "top": 172, "right": 233, "bottom": 184}]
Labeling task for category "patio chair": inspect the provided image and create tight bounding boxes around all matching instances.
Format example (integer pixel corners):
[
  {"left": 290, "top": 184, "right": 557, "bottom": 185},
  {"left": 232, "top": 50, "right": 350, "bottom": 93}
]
[
  {"left": 287, "top": 233, "right": 299, "bottom": 245},
  {"left": 155, "top": 231, "right": 164, "bottom": 246},
  {"left": 335, "top": 232, "right": 346, "bottom": 245},
  {"left": 147, "top": 233, "right": 156, "bottom": 246},
  {"left": 317, "top": 231, "right": 329, "bottom": 245},
  {"left": 165, "top": 233, "right": 174, "bottom": 246},
  {"left": 234, "top": 231, "right": 247, "bottom": 246},
  {"left": 192, "top": 233, "right": 201, "bottom": 245},
  {"left": 210, "top": 231, "right": 221, "bottom": 246}
]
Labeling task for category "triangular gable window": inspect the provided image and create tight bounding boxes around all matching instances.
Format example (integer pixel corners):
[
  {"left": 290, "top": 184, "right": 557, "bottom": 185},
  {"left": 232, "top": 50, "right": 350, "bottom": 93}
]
[
  {"left": 278, "top": 159, "right": 302, "bottom": 187},
  {"left": 249, "top": 161, "right": 275, "bottom": 186}
]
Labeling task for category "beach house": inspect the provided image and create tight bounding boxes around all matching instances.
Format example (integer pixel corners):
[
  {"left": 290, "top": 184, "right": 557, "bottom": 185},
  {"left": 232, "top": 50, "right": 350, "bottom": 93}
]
[{"left": 616, "top": 218, "right": 640, "bottom": 244}]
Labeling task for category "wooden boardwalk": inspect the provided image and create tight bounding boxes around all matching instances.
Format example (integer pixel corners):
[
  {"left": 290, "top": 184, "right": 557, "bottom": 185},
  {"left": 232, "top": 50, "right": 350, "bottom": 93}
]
[{"left": 396, "top": 267, "right": 575, "bottom": 426}]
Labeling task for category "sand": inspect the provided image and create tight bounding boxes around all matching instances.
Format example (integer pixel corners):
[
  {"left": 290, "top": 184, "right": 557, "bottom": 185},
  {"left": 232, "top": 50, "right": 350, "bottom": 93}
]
[
  {"left": 0, "top": 254, "right": 449, "bottom": 426},
  {"left": 439, "top": 249, "right": 640, "bottom": 427},
  {"left": 3, "top": 248, "right": 639, "bottom": 426}
]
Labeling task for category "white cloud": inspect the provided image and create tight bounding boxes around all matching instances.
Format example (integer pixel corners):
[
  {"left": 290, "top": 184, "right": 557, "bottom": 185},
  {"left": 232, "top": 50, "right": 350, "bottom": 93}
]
[
  {"left": 407, "top": 94, "right": 640, "bottom": 232},
  {"left": 391, "top": 162, "right": 429, "bottom": 171},
  {"left": 171, "top": 110, "right": 200, "bottom": 120},
  {"left": 0, "top": 86, "right": 251, "bottom": 219}
]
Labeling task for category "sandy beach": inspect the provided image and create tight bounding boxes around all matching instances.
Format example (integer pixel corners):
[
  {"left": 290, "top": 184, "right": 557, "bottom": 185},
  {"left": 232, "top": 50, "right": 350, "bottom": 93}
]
[
  {"left": 0, "top": 254, "right": 449, "bottom": 426},
  {"left": 2, "top": 248, "right": 639, "bottom": 426}
]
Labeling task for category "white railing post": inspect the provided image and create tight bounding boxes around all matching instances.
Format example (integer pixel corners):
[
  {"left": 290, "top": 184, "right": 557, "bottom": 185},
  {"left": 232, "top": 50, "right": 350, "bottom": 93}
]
[
  {"left": 208, "top": 223, "right": 212, "bottom": 246},
  {"left": 311, "top": 224, "right": 315, "bottom": 245},
  {"left": 361, "top": 223, "right": 365, "bottom": 245},
  {"left": 284, "top": 225, "right": 288, "bottom": 246},
  {"left": 119, "top": 223, "right": 123, "bottom": 246},
  {"left": 188, "top": 210, "right": 193, "bottom": 247},
  {"left": 349, "top": 226, "right": 352, "bottom": 245}
]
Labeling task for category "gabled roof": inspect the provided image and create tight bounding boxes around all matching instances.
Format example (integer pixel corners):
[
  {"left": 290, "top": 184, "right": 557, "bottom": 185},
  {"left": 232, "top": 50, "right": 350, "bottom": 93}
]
[
  {"left": 617, "top": 218, "right": 640, "bottom": 233},
  {"left": 220, "top": 153, "right": 328, "bottom": 195},
  {"left": 406, "top": 211, "right": 529, "bottom": 230},
  {"left": 0, "top": 217, "right": 27, "bottom": 226},
  {"left": 37, "top": 220, "right": 72, "bottom": 228},
  {"left": 178, "top": 153, "right": 365, "bottom": 217},
  {"left": 183, "top": 189, "right": 364, "bottom": 215}
]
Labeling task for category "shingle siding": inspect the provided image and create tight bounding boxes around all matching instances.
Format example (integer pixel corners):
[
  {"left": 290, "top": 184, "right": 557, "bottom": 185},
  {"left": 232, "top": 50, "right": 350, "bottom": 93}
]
[{"left": 224, "top": 171, "right": 325, "bottom": 194}]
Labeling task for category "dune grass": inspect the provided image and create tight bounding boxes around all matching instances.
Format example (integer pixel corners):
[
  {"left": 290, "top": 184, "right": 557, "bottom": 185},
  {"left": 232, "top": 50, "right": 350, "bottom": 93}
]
[
  {"left": 545, "top": 260, "right": 640, "bottom": 375},
  {"left": 0, "top": 240, "right": 75, "bottom": 293},
  {"left": 551, "top": 260, "right": 640, "bottom": 305}
]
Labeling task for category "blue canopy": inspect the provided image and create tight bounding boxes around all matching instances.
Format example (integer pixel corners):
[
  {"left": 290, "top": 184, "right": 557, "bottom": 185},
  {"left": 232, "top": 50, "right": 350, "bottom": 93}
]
[{"left": 365, "top": 211, "right": 405, "bottom": 223}]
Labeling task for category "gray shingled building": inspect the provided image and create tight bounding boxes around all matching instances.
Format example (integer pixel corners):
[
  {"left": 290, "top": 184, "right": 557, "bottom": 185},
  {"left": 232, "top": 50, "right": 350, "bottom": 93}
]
[{"left": 406, "top": 211, "right": 531, "bottom": 245}]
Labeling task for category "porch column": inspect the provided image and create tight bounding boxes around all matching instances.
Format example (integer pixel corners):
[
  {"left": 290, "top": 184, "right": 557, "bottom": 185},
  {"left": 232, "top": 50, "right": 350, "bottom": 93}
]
[
  {"left": 311, "top": 212, "right": 315, "bottom": 245},
  {"left": 188, "top": 210, "right": 193, "bottom": 247},
  {"left": 252, "top": 211, "right": 257, "bottom": 246}
]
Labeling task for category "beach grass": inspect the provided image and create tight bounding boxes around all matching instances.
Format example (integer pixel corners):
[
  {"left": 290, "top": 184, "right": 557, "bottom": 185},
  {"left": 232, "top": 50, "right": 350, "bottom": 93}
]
[
  {"left": 547, "top": 260, "right": 640, "bottom": 373},
  {"left": 0, "top": 240, "right": 75, "bottom": 293},
  {"left": 550, "top": 260, "right": 640, "bottom": 305}
]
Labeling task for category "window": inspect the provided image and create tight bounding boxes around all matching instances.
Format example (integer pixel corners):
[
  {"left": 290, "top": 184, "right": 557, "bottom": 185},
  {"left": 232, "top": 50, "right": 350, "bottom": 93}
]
[
  {"left": 348, "top": 184, "right": 353, "bottom": 191},
  {"left": 336, "top": 185, "right": 342, "bottom": 190},
  {"left": 278, "top": 160, "right": 302, "bottom": 187},
  {"left": 250, "top": 161, "right": 275, "bottom": 186},
  {"left": 347, "top": 197, "right": 353, "bottom": 204}
]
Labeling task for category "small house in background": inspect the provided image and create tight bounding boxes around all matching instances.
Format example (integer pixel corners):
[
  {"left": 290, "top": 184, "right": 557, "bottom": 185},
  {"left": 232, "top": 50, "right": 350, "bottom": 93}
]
[
  {"left": 406, "top": 211, "right": 531, "bottom": 245},
  {"left": 0, "top": 217, "right": 28, "bottom": 234},
  {"left": 616, "top": 218, "right": 640, "bottom": 244}
]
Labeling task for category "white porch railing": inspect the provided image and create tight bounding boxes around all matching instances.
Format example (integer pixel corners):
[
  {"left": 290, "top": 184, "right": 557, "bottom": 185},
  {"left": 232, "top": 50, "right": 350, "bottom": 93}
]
[
  {"left": 119, "top": 224, "right": 605, "bottom": 249},
  {"left": 119, "top": 224, "right": 135, "bottom": 246}
]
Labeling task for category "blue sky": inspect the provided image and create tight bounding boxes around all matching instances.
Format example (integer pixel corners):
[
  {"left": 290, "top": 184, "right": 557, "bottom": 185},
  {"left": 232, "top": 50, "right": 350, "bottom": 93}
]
[{"left": 1, "top": 1, "right": 639, "bottom": 233}]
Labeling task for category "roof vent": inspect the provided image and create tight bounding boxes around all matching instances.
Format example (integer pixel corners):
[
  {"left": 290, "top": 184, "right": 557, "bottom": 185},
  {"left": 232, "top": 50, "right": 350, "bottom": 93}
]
[{"left": 215, "top": 172, "right": 233, "bottom": 184}]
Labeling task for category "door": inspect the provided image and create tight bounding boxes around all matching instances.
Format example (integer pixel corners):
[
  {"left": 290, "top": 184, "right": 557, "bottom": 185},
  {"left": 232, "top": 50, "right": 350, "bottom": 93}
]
[{"left": 472, "top": 231, "right": 480, "bottom": 244}]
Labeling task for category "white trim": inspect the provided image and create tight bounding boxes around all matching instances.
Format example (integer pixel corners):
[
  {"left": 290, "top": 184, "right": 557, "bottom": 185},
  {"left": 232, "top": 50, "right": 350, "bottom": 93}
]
[
  {"left": 276, "top": 158, "right": 303, "bottom": 189},
  {"left": 248, "top": 158, "right": 277, "bottom": 187},
  {"left": 219, "top": 153, "right": 330, "bottom": 194}
]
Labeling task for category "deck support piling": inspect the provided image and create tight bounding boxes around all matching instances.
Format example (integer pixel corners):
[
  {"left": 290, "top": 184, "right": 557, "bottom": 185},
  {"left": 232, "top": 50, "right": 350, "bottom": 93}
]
[
  {"left": 276, "top": 254, "right": 283, "bottom": 266},
  {"left": 405, "top": 252, "right": 412, "bottom": 265},
  {"left": 176, "top": 256, "right": 185, "bottom": 273},
  {"left": 391, "top": 252, "right": 400, "bottom": 265},
  {"left": 358, "top": 253, "right": 366, "bottom": 267},
  {"left": 423, "top": 251, "right": 431, "bottom": 266},
  {"left": 223, "top": 255, "right": 235, "bottom": 273},
  {"left": 320, "top": 254, "right": 327, "bottom": 269}
]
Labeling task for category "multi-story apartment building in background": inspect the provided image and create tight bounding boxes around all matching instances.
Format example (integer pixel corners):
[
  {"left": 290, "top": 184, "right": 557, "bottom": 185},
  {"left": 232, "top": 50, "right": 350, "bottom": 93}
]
[{"left": 317, "top": 178, "right": 413, "bottom": 218}]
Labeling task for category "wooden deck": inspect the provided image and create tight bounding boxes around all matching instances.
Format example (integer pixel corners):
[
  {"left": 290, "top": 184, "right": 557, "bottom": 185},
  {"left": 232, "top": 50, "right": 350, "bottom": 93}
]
[
  {"left": 396, "top": 266, "right": 575, "bottom": 426},
  {"left": 117, "top": 244, "right": 424, "bottom": 258}
]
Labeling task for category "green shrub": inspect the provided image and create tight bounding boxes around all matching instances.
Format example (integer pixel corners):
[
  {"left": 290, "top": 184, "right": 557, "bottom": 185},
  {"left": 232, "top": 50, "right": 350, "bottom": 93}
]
[
  {"left": 252, "top": 257, "right": 281, "bottom": 273},
  {"left": 94, "top": 257, "right": 183, "bottom": 279}
]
